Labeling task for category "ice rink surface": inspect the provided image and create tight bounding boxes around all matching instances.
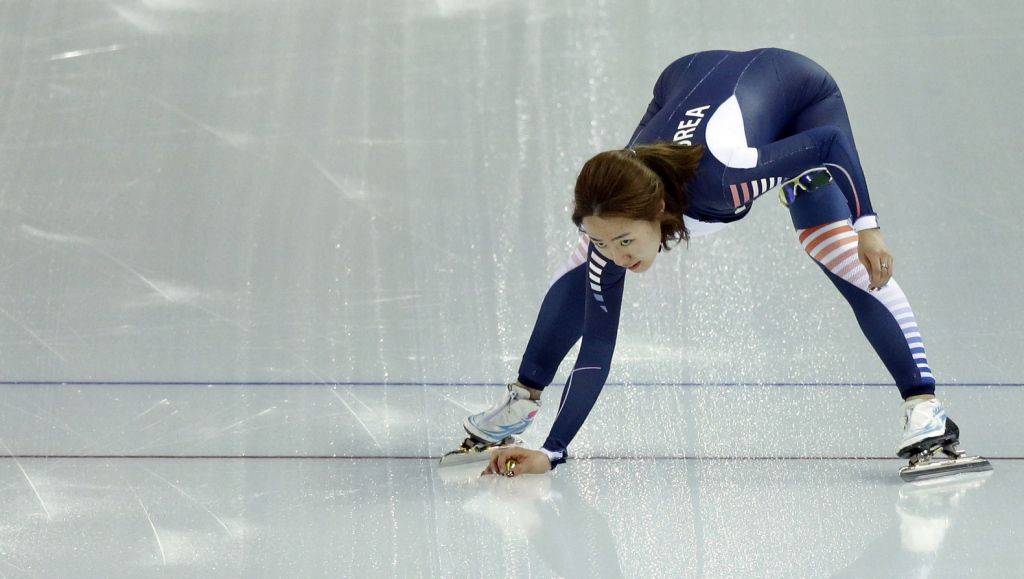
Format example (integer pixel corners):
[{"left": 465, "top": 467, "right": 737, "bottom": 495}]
[{"left": 2, "top": 1, "right": 1023, "bottom": 577}]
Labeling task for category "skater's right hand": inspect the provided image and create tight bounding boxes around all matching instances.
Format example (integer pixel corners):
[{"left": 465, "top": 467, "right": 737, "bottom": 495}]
[
  {"left": 858, "top": 228, "right": 893, "bottom": 291},
  {"left": 482, "top": 447, "right": 551, "bottom": 477}
]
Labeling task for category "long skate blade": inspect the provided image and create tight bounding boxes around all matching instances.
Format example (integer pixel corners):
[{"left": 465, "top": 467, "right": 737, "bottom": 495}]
[
  {"left": 438, "top": 448, "right": 496, "bottom": 467},
  {"left": 437, "top": 436, "right": 521, "bottom": 468},
  {"left": 899, "top": 455, "right": 993, "bottom": 483}
]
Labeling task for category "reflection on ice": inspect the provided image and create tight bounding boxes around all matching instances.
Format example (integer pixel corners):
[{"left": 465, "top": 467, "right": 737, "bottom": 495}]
[
  {"left": 442, "top": 462, "right": 625, "bottom": 578},
  {"left": 898, "top": 471, "right": 993, "bottom": 554}
]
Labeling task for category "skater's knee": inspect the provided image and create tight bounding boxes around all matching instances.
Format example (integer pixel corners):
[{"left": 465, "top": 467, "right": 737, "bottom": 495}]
[{"left": 797, "top": 220, "right": 858, "bottom": 267}]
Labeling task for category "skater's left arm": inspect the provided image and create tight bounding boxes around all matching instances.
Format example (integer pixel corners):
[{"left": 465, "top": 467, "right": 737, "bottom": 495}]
[{"left": 538, "top": 245, "right": 627, "bottom": 469}]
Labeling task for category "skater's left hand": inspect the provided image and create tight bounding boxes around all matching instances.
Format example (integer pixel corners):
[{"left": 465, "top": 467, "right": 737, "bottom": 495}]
[
  {"left": 858, "top": 228, "right": 893, "bottom": 291},
  {"left": 482, "top": 447, "right": 551, "bottom": 477}
]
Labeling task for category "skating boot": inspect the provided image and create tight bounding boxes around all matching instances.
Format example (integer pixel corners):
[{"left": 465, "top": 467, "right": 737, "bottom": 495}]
[
  {"left": 897, "top": 397, "right": 992, "bottom": 482},
  {"left": 439, "top": 383, "right": 540, "bottom": 467}
]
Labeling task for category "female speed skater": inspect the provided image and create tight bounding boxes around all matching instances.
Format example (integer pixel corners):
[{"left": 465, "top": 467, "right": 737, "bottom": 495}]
[{"left": 447, "top": 48, "right": 990, "bottom": 481}]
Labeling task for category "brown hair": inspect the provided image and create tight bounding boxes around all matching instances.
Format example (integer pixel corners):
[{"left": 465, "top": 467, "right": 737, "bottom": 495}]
[{"left": 572, "top": 142, "right": 703, "bottom": 251}]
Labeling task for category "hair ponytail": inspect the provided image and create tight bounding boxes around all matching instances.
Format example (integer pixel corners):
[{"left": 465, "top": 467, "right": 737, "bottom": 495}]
[
  {"left": 634, "top": 142, "right": 703, "bottom": 247},
  {"left": 573, "top": 141, "right": 703, "bottom": 251}
]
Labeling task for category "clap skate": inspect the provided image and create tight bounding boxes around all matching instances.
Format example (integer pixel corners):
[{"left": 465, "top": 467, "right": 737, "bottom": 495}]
[
  {"left": 896, "top": 398, "right": 992, "bottom": 483},
  {"left": 438, "top": 383, "right": 539, "bottom": 468},
  {"left": 438, "top": 433, "right": 523, "bottom": 467},
  {"left": 898, "top": 430, "right": 992, "bottom": 483}
]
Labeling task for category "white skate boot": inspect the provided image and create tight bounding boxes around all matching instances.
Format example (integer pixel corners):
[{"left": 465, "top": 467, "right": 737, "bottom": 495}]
[
  {"left": 898, "top": 398, "right": 953, "bottom": 458},
  {"left": 439, "top": 383, "right": 540, "bottom": 467},
  {"left": 897, "top": 397, "right": 992, "bottom": 482},
  {"left": 463, "top": 383, "right": 540, "bottom": 443}
]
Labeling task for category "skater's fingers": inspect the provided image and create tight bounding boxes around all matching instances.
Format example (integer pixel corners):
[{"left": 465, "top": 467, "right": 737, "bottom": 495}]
[
  {"left": 869, "top": 255, "right": 893, "bottom": 291},
  {"left": 879, "top": 265, "right": 891, "bottom": 288},
  {"left": 868, "top": 258, "right": 882, "bottom": 291},
  {"left": 860, "top": 252, "right": 889, "bottom": 291},
  {"left": 507, "top": 449, "right": 549, "bottom": 475},
  {"left": 857, "top": 229, "right": 893, "bottom": 292},
  {"left": 859, "top": 251, "right": 879, "bottom": 290},
  {"left": 857, "top": 247, "right": 874, "bottom": 289},
  {"left": 879, "top": 256, "right": 893, "bottom": 287},
  {"left": 481, "top": 448, "right": 507, "bottom": 476},
  {"left": 495, "top": 448, "right": 518, "bottom": 476},
  {"left": 482, "top": 448, "right": 550, "bottom": 476}
]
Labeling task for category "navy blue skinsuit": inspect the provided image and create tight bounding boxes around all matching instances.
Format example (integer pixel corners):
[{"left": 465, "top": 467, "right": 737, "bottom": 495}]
[{"left": 518, "top": 49, "right": 935, "bottom": 467}]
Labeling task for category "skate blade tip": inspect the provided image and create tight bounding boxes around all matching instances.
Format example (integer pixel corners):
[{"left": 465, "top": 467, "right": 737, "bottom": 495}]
[{"left": 438, "top": 450, "right": 492, "bottom": 468}]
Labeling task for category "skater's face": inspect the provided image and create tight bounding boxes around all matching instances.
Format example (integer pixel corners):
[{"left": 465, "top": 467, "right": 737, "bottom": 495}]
[{"left": 581, "top": 214, "right": 662, "bottom": 273}]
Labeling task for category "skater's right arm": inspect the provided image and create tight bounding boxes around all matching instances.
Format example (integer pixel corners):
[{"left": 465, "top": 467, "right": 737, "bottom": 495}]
[{"left": 540, "top": 244, "right": 626, "bottom": 468}]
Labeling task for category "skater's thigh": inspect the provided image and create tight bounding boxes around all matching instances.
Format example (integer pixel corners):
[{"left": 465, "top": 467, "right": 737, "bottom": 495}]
[{"left": 736, "top": 49, "right": 846, "bottom": 142}]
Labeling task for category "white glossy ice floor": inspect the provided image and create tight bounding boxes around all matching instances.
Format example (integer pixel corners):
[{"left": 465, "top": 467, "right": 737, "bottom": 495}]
[
  {"left": 1, "top": 383, "right": 1020, "bottom": 578},
  {"left": 3, "top": 1, "right": 1024, "bottom": 577}
]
